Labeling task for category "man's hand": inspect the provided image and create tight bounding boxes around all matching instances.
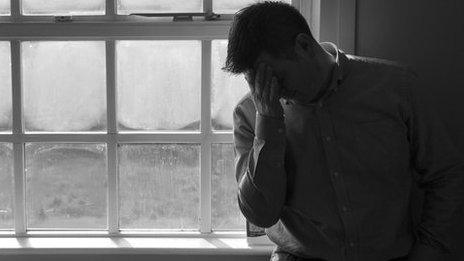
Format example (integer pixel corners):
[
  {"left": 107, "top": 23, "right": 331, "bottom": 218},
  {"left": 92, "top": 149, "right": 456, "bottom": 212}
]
[{"left": 245, "top": 62, "right": 284, "bottom": 118}]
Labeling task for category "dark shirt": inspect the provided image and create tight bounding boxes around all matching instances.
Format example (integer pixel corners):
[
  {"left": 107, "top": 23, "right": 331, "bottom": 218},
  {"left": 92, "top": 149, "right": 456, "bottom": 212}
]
[{"left": 232, "top": 42, "right": 464, "bottom": 261}]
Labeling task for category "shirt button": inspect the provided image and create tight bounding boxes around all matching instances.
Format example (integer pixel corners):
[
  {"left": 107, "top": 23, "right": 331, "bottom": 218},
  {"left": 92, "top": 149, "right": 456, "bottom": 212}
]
[
  {"left": 277, "top": 128, "right": 284, "bottom": 133},
  {"left": 342, "top": 206, "right": 349, "bottom": 212},
  {"left": 324, "top": 136, "right": 332, "bottom": 142},
  {"left": 349, "top": 241, "right": 355, "bottom": 247}
]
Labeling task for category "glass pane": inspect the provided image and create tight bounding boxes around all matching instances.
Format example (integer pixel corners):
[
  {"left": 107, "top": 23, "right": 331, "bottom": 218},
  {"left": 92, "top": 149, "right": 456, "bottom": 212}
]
[
  {"left": 213, "top": 0, "right": 292, "bottom": 14},
  {"left": 22, "top": 41, "right": 106, "bottom": 132},
  {"left": 212, "top": 144, "right": 245, "bottom": 230},
  {"left": 117, "top": 0, "right": 202, "bottom": 15},
  {"left": 211, "top": 40, "right": 249, "bottom": 130},
  {"left": 0, "top": 0, "right": 10, "bottom": 15},
  {"left": 0, "top": 143, "right": 13, "bottom": 229},
  {"left": 0, "top": 42, "right": 11, "bottom": 132},
  {"left": 119, "top": 144, "right": 200, "bottom": 229},
  {"left": 117, "top": 41, "right": 201, "bottom": 131},
  {"left": 22, "top": 0, "right": 105, "bottom": 15},
  {"left": 25, "top": 143, "right": 107, "bottom": 229}
]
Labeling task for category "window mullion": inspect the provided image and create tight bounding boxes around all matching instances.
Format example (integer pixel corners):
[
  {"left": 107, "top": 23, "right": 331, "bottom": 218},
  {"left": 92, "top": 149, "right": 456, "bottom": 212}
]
[
  {"left": 106, "top": 0, "right": 116, "bottom": 17},
  {"left": 200, "top": 40, "right": 212, "bottom": 233},
  {"left": 11, "top": 40, "right": 26, "bottom": 235},
  {"left": 10, "top": 0, "right": 21, "bottom": 19},
  {"left": 203, "top": 0, "right": 212, "bottom": 13},
  {"left": 106, "top": 40, "right": 119, "bottom": 235}
]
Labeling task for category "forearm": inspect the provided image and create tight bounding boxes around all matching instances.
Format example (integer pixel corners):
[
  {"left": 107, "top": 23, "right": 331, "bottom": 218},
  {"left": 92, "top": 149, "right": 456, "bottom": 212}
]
[
  {"left": 235, "top": 113, "right": 287, "bottom": 228},
  {"left": 414, "top": 161, "right": 464, "bottom": 254}
]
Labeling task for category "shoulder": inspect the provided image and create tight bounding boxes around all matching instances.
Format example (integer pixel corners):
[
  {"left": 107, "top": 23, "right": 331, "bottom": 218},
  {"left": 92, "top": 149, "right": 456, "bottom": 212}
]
[{"left": 346, "top": 54, "right": 417, "bottom": 81}]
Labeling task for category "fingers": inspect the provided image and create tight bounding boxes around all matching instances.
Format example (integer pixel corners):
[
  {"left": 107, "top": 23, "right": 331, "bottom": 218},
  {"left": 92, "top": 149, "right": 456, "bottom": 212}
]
[
  {"left": 269, "top": 76, "right": 280, "bottom": 103},
  {"left": 262, "top": 65, "right": 273, "bottom": 103},
  {"left": 244, "top": 70, "right": 255, "bottom": 93},
  {"left": 254, "top": 62, "right": 266, "bottom": 98}
]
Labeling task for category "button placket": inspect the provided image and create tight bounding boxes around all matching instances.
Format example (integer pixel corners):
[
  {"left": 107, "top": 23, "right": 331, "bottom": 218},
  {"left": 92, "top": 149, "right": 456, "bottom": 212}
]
[{"left": 316, "top": 109, "right": 358, "bottom": 260}]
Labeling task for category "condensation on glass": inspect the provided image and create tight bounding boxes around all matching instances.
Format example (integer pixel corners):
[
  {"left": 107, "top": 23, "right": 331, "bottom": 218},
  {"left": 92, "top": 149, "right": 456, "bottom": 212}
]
[
  {"left": 117, "top": 41, "right": 201, "bottom": 131},
  {"left": 0, "top": 42, "right": 12, "bottom": 133},
  {"left": 25, "top": 143, "right": 107, "bottom": 229},
  {"left": 22, "top": 0, "right": 105, "bottom": 16},
  {"left": 0, "top": 143, "right": 14, "bottom": 229},
  {"left": 0, "top": 0, "right": 10, "bottom": 15},
  {"left": 211, "top": 144, "right": 246, "bottom": 230},
  {"left": 118, "top": 144, "right": 200, "bottom": 230},
  {"left": 22, "top": 41, "right": 107, "bottom": 132},
  {"left": 211, "top": 40, "right": 249, "bottom": 131},
  {"left": 117, "top": 0, "right": 203, "bottom": 15},
  {"left": 213, "top": 0, "right": 292, "bottom": 14}
]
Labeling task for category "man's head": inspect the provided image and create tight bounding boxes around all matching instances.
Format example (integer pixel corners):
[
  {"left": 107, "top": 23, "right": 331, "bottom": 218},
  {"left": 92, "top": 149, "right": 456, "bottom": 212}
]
[{"left": 224, "top": 1, "right": 334, "bottom": 102}]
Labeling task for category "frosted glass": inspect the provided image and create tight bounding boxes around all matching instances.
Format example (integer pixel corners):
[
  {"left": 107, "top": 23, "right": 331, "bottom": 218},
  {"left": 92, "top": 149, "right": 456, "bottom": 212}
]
[
  {"left": 212, "top": 144, "right": 245, "bottom": 230},
  {"left": 214, "top": 0, "right": 292, "bottom": 13},
  {"left": 22, "top": 41, "right": 106, "bottom": 132},
  {"left": 118, "top": 144, "right": 200, "bottom": 229},
  {"left": 117, "top": 0, "right": 202, "bottom": 14},
  {"left": 0, "top": 143, "right": 13, "bottom": 229},
  {"left": 211, "top": 40, "right": 249, "bottom": 130},
  {"left": 0, "top": 0, "right": 9, "bottom": 15},
  {"left": 0, "top": 42, "right": 11, "bottom": 132},
  {"left": 117, "top": 41, "right": 201, "bottom": 131},
  {"left": 25, "top": 143, "right": 107, "bottom": 229},
  {"left": 22, "top": 0, "right": 105, "bottom": 15}
]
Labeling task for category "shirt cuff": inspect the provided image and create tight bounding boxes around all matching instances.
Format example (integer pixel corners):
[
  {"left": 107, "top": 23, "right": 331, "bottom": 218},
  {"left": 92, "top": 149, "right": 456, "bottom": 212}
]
[{"left": 255, "top": 113, "right": 286, "bottom": 143}]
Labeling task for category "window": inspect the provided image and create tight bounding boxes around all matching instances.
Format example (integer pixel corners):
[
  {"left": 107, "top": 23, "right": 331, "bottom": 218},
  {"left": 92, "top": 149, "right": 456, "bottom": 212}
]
[{"left": 0, "top": 0, "right": 314, "bottom": 237}]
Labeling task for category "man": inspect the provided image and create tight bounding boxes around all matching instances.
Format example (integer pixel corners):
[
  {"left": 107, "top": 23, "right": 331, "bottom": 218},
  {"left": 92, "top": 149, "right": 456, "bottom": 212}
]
[{"left": 225, "top": 2, "right": 464, "bottom": 261}]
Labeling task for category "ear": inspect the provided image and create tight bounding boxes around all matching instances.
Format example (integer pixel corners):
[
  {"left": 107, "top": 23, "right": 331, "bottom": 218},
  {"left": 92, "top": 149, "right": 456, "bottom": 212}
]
[{"left": 294, "top": 33, "right": 315, "bottom": 58}]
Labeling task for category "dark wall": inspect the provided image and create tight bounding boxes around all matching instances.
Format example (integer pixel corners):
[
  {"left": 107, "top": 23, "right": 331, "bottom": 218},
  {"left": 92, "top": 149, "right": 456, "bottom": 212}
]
[
  {"left": 356, "top": 0, "right": 464, "bottom": 260},
  {"left": 356, "top": 0, "right": 464, "bottom": 150}
]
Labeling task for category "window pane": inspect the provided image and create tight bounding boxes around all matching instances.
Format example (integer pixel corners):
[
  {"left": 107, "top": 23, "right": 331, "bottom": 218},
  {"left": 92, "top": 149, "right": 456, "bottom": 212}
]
[
  {"left": 211, "top": 40, "right": 249, "bottom": 130},
  {"left": 22, "top": 0, "right": 105, "bottom": 15},
  {"left": 117, "top": 41, "right": 201, "bottom": 131},
  {"left": 22, "top": 41, "right": 106, "bottom": 132},
  {"left": 0, "top": 143, "right": 13, "bottom": 229},
  {"left": 0, "top": 0, "right": 10, "bottom": 15},
  {"left": 117, "top": 0, "right": 202, "bottom": 15},
  {"left": 213, "top": 0, "right": 291, "bottom": 14},
  {"left": 0, "top": 42, "right": 11, "bottom": 132},
  {"left": 212, "top": 144, "right": 245, "bottom": 230},
  {"left": 25, "top": 143, "right": 107, "bottom": 229},
  {"left": 119, "top": 144, "right": 200, "bottom": 229}
]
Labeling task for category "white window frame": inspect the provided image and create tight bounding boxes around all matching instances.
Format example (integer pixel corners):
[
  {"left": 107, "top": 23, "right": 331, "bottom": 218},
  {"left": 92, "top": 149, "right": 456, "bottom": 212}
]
[{"left": 0, "top": 0, "right": 355, "bottom": 245}]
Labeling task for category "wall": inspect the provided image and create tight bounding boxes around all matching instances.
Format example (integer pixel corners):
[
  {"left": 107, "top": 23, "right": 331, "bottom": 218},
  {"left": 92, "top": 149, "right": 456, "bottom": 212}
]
[{"left": 356, "top": 0, "right": 464, "bottom": 260}]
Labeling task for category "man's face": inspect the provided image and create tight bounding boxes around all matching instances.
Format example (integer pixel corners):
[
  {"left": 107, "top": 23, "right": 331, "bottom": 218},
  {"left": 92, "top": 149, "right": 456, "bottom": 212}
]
[{"left": 245, "top": 49, "right": 323, "bottom": 102}]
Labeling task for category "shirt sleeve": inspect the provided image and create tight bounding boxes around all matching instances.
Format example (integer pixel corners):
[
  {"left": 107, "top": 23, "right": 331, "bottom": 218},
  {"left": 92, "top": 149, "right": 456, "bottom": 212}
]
[
  {"left": 403, "top": 69, "right": 464, "bottom": 254},
  {"left": 233, "top": 102, "right": 287, "bottom": 228}
]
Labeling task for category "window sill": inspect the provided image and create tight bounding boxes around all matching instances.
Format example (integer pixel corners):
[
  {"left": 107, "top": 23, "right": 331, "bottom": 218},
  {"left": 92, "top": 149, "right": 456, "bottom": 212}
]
[{"left": 0, "top": 233, "right": 275, "bottom": 255}]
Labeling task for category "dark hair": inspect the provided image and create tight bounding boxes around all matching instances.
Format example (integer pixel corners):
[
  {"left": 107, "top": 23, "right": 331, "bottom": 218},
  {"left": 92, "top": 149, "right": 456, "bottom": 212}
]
[{"left": 223, "top": 1, "right": 313, "bottom": 74}]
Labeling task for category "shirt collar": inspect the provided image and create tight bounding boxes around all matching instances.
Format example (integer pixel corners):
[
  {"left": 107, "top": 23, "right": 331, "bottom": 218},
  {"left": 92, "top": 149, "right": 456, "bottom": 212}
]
[
  {"left": 320, "top": 42, "right": 342, "bottom": 93},
  {"left": 285, "top": 42, "right": 348, "bottom": 107}
]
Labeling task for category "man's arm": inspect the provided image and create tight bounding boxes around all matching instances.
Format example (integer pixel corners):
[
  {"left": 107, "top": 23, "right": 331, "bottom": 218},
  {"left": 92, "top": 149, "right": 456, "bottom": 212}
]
[
  {"left": 403, "top": 70, "right": 464, "bottom": 260},
  {"left": 233, "top": 103, "right": 287, "bottom": 228}
]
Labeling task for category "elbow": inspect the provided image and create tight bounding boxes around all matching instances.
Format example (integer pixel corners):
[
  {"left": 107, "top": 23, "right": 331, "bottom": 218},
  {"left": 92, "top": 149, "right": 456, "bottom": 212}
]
[
  {"left": 251, "top": 213, "right": 280, "bottom": 228},
  {"left": 237, "top": 193, "right": 282, "bottom": 228}
]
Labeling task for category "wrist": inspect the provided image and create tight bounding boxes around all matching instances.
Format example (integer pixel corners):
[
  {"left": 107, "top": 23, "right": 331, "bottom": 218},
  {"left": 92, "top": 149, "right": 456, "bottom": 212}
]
[{"left": 255, "top": 112, "right": 286, "bottom": 142}]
